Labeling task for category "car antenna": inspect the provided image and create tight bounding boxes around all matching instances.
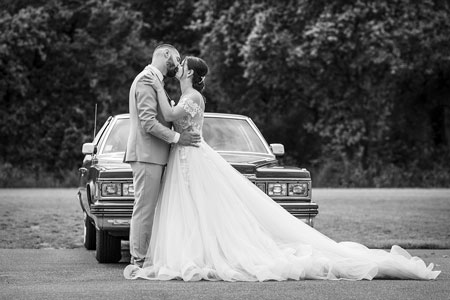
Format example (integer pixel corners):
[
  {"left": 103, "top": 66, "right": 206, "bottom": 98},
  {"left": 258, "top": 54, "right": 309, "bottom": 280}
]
[{"left": 93, "top": 103, "right": 98, "bottom": 138}]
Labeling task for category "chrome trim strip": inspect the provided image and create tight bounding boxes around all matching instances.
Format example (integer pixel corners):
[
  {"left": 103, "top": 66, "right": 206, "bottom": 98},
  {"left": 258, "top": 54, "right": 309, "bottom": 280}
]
[
  {"left": 107, "top": 219, "right": 131, "bottom": 225},
  {"left": 216, "top": 151, "right": 274, "bottom": 157},
  {"left": 93, "top": 201, "right": 134, "bottom": 206},
  {"left": 204, "top": 113, "right": 248, "bottom": 120},
  {"left": 97, "top": 178, "right": 133, "bottom": 182},
  {"left": 277, "top": 202, "right": 318, "bottom": 205},
  {"left": 97, "top": 197, "right": 135, "bottom": 201},
  {"left": 252, "top": 178, "right": 311, "bottom": 181}
]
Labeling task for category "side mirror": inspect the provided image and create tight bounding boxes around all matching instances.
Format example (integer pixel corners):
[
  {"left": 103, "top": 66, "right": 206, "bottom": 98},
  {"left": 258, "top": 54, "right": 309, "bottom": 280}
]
[
  {"left": 82, "top": 143, "right": 97, "bottom": 155},
  {"left": 270, "top": 143, "right": 285, "bottom": 157}
]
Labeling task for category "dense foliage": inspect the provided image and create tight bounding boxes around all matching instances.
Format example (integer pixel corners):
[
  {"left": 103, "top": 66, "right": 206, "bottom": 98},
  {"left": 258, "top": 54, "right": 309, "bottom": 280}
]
[
  {"left": 1, "top": 0, "right": 449, "bottom": 187},
  {"left": 0, "top": 0, "right": 153, "bottom": 185},
  {"left": 196, "top": 0, "right": 450, "bottom": 186}
]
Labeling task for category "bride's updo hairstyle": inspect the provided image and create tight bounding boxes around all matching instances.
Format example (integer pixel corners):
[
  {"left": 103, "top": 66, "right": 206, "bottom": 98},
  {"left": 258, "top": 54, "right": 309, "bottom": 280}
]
[{"left": 186, "top": 56, "right": 208, "bottom": 93}]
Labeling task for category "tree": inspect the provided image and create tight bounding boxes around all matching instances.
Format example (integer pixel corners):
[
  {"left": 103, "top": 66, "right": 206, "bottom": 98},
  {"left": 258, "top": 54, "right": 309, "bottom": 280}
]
[
  {"left": 1, "top": 0, "right": 449, "bottom": 187},
  {"left": 193, "top": 0, "right": 450, "bottom": 186},
  {"left": 0, "top": 0, "right": 153, "bottom": 185}
]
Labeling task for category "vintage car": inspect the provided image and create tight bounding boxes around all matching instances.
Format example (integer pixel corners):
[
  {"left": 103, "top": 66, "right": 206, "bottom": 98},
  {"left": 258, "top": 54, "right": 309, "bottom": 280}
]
[{"left": 77, "top": 113, "right": 318, "bottom": 263}]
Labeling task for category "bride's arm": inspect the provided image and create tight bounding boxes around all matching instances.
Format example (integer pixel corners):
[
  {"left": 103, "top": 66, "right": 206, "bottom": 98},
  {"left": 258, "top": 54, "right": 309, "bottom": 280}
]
[
  {"left": 155, "top": 89, "right": 187, "bottom": 122},
  {"left": 143, "top": 74, "right": 188, "bottom": 122}
]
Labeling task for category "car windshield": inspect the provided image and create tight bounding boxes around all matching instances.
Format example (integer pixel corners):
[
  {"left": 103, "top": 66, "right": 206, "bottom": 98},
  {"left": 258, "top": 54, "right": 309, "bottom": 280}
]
[
  {"left": 203, "top": 117, "right": 268, "bottom": 153},
  {"left": 100, "top": 116, "right": 269, "bottom": 154}
]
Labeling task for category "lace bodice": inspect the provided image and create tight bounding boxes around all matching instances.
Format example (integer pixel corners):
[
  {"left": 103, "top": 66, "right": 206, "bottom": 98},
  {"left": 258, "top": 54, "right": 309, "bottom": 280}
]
[{"left": 173, "top": 96, "right": 204, "bottom": 135}]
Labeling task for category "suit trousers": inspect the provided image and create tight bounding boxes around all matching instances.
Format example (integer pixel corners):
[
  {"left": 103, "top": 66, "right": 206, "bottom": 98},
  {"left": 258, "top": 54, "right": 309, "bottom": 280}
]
[{"left": 129, "top": 161, "right": 164, "bottom": 263}]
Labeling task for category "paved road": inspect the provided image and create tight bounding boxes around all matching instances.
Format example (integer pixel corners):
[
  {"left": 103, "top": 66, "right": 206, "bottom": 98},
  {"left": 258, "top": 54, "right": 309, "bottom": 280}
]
[{"left": 0, "top": 248, "right": 449, "bottom": 300}]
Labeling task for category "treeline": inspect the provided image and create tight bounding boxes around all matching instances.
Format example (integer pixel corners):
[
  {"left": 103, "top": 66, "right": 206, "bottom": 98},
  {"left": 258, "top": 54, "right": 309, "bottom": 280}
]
[{"left": 1, "top": 0, "right": 449, "bottom": 187}]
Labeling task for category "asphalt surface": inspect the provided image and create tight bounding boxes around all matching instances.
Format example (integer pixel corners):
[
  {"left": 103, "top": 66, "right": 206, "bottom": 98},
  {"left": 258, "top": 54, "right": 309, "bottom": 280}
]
[{"left": 0, "top": 248, "right": 449, "bottom": 300}]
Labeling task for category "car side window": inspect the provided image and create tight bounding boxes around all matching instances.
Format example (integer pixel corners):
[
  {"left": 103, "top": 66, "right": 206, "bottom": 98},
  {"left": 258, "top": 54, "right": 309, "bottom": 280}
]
[{"left": 102, "top": 119, "right": 129, "bottom": 154}]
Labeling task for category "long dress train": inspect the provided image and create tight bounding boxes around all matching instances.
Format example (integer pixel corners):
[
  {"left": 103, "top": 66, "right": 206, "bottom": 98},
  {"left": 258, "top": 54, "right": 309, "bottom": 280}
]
[{"left": 124, "top": 97, "right": 440, "bottom": 281}]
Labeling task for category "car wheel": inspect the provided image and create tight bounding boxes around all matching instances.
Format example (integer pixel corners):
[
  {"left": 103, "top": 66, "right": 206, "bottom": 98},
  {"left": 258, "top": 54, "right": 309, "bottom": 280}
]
[
  {"left": 95, "top": 229, "right": 122, "bottom": 263},
  {"left": 83, "top": 212, "right": 96, "bottom": 250}
]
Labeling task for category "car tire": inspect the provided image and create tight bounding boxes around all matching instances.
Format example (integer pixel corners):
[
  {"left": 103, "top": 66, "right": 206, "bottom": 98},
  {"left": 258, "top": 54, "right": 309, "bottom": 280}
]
[
  {"left": 95, "top": 229, "right": 122, "bottom": 263},
  {"left": 83, "top": 212, "right": 96, "bottom": 250}
]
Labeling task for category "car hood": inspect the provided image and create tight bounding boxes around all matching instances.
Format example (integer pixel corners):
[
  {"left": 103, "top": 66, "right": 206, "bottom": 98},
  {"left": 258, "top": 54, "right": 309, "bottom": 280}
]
[{"left": 94, "top": 152, "right": 310, "bottom": 179}]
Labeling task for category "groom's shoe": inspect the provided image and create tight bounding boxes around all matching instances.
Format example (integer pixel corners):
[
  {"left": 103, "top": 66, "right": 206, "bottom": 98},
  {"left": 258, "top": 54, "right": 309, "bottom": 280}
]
[{"left": 130, "top": 256, "right": 144, "bottom": 268}]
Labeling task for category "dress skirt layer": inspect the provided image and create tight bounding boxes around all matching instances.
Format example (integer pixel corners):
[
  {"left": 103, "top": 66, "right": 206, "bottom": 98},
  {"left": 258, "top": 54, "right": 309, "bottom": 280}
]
[{"left": 124, "top": 141, "right": 440, "bottom": 281}]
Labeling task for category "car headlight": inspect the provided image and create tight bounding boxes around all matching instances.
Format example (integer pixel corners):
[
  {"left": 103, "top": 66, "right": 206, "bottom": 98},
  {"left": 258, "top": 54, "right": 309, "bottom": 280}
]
[
  {"left": 288, "top": 183, "right": 308, "bottom": 196},
  {"left": 268, "top": 183, "right": 287, "bottom": 196},
  {"left": 256, "top": 182, "right": 266, "bottom": 192},
  {"left": 100, "top": 183, "right": 134, "bottom": 197},
  {"left": 101, "top": 183, "right": 121, "bottom": 197},
  {"left": 122, "top": 183, "right": 134, "bottom": 196}
]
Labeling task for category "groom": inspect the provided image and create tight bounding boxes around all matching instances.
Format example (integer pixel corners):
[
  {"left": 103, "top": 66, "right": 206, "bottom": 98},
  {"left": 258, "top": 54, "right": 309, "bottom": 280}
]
[{"left": 124, "top": 44, "right": 201, "bottom": 267}]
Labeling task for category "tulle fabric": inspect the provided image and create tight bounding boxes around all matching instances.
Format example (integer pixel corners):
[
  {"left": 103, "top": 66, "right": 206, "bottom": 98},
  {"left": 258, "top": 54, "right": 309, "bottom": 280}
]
[{"left": 124, "top": 141, "right": 440, "bottom": 281}]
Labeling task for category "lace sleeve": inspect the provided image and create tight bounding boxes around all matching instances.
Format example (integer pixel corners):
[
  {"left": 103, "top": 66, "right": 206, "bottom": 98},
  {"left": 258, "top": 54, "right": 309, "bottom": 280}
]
[{"left": 179, "top": 97, "right": 202, "bottom": 117}]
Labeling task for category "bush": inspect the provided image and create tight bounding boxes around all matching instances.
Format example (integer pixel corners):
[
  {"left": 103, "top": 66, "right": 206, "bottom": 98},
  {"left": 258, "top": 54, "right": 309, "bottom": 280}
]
[
  {"left": 0, "top": 163, "right": 78, "bottom": 187},
  {"left": 311, "top": 148, "right": 450, "bottom": 188}
]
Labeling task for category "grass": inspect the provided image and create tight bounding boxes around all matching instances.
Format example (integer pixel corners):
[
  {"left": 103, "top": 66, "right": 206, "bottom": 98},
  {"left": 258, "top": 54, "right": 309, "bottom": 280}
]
[
  {"left": 0, "top": 188, "right": 83, "bottom": 249},
  {"left": 0, "top": 188, "right": 449, "bottom": 249},
  {"left": 313, "top": 188, "right": 450, "bottom": 249}
]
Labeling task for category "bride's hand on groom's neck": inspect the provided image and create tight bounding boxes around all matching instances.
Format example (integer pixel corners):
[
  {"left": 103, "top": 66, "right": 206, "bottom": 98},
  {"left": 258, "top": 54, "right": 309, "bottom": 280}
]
[{"left": 142, "top": 71, "right": 163, "bottom": 92}]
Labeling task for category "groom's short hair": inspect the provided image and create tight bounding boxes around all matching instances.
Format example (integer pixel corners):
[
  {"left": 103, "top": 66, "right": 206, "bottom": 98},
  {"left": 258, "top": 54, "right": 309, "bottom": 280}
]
[
  {"left": 153, "top": 44, "right": 178, "bottom": 57},
  {"left": 155, "top": 44, "right": 176, "bottom": 51}
]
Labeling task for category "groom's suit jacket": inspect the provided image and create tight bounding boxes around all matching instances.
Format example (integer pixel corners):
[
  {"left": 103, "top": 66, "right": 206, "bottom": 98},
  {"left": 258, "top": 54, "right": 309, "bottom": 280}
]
[{"left": 124, "top": 66, "right": 177, "bottom": 165}]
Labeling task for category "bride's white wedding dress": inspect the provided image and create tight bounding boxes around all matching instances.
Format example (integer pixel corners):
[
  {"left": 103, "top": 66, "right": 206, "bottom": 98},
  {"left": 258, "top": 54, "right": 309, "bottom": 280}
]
[{"left": 124, "top": 97, "right": 440, "bottom": 281}]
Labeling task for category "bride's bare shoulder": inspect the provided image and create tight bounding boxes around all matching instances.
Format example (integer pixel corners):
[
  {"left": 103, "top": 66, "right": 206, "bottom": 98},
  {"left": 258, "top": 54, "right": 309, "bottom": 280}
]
[{"left": 184, "top": 90, "right": 204, "bottom": 109}]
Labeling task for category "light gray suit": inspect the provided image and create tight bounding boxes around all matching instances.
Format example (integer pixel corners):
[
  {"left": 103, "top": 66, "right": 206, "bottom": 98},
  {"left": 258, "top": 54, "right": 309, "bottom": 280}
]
[{"left": 124, "top": 65, "right": 177, "bottom": 264}]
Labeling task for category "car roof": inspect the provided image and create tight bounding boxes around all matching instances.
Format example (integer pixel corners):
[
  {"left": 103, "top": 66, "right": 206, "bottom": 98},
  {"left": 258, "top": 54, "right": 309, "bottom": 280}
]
[{"left": 115, "top": 112, "right": 250, "bottom": 120}]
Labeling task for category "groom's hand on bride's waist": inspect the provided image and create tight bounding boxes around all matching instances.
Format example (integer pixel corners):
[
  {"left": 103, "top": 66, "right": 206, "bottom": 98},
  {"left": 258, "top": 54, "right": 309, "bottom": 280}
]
[{"left": 178, "top": 129, "right": 201, "bottom": 147}]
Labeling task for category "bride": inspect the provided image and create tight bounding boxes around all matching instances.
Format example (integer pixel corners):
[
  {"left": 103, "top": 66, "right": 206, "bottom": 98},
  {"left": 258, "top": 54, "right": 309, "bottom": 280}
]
[{"left": 124, "top": 56, "right": 440, "bottom": 281}]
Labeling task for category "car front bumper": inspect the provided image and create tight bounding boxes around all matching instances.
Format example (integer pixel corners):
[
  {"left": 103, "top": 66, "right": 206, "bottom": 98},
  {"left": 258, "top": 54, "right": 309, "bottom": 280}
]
[
  {"left": 88, "top": 202, "right": 318, "bottom": 230},
  {"left": 79, "top": 188, "right": 319, "bottom": 232}
]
